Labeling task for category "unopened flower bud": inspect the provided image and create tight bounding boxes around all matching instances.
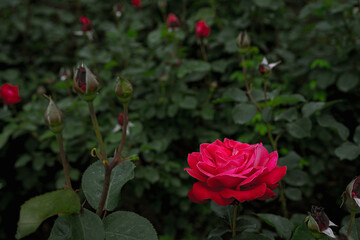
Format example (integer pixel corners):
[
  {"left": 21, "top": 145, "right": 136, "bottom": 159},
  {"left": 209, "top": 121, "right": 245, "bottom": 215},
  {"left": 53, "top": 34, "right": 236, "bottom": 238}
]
[
  {"left": 113, "top": 3, "right": 124, "bottom": 18},
  {"left": 258, "top": 57, "right": 281, "bottom": 78},
  {"left": 210, "top": 81, "right": 218, "bottom": 92},
  {"left": 115, "top": 75, "right": 133, "bottom": 103},
  {"left": 117, "top": 113, "right": 129, "bottom": 126},
  {"left": 305, "top": 206, "right": 337, "bottom": 239},
  {"left": 73, "top": 63, "right": 99, "bottom": 101},
  {"left": 236, "top": 31, "right": 250, "bottom": 49},
  {"left": 44, "top": 96, "right": 64, "bottom": 133},
  {"left": 342, "top": 176, "right": 360, "bottom": 213}
]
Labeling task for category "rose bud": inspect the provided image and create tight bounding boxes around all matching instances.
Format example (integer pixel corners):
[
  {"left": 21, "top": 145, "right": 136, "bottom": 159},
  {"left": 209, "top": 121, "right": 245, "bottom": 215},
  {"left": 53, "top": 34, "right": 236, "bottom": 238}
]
[
  {"left": 113, "top": 3, "right": 124, "bottom": 18},
  {"left": 44, "top": 96, "right": 64, "bottom": 133},
  {"left": 132, "top": 0, "right": 141, "bottom": 8},
  {"left": 342, "top": 176, "right": 360, "bottom": 213},
  {"left": 305, "top": 206, "right": 337, "bottom": 239},
  {"left": 59, "top": 67, "right": 71, "bottom": 81},
  {"left": 118, "top": 113, "right": 129, "bottom": 126},
  {"left": 73, "top": 63, "right": 99, "bottom": 101},
  {"left": 195, "top": 20, "right": 210, "bottom": 39},
  {"left": 185, "top": 139, "right": 286, "bottom": 206},
  {"left": 80, "top": 16, "right": 92, "bottom": 32},
  {"left": 0, "top": 83, "right": 21, "bottom": 105},
  {"left": 258, "top": 57, "right": 281, "bottom": 78},
  {"left": 236, "top": 31, "right": 251, "bottom": 49},
  {"left": 167, "top": 13, "right": 180, "bottom": 31},
  {"left": 115, "top": 75, "right": 133, "bottom": 104}
]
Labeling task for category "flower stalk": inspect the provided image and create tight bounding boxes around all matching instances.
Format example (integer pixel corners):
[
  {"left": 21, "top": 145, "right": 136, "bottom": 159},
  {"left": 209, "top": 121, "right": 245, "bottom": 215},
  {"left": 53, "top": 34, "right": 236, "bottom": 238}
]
[
  {"left": 56, "top": 133, "right": 72, "bottom": 189},
  {"left": 347, "top": 211, "right": 356, "bottom": 236},
  {"left": 115, "top": 103, "right": 128, "bottom": 163}
]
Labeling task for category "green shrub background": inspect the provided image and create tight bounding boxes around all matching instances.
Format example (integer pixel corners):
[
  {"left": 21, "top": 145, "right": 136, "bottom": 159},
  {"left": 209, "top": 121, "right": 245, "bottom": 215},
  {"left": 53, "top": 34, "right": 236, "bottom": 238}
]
[{"left": 1, "top": 0, "right": 360, "bottom": 239}]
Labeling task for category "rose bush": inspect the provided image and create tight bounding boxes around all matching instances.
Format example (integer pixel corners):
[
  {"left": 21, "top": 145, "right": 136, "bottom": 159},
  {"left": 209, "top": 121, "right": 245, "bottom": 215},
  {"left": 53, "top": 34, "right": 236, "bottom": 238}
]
[{"left": 185, "top": 139, "right": 286, "bottom": 206}]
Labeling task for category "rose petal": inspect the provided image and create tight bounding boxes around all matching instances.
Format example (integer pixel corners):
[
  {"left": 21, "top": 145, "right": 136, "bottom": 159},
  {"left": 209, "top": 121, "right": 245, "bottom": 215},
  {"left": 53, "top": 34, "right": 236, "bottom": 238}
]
[
  {"left": 255, "top": 166, "right": 287, "bottom": 185},
  {"left": 187, "top": 152, "right": 201, "bottom": 169},
  {"left": 185, "top": 168, "right": 208, "bottom": 182},
  {"left": 191, "top": 182, "right": 233, "bottom": 206},
  {"left": 265, "top": 151, "right": 278, "bottom": 171},
  {"left": 236, "top": 167, "right": 266, "bottom": 188},
  {"left": 197, "top": 162, "right": 217, "bottom": 176},
  {"left": 200, "top": 143, "right": 216, "bottom": 167},
  {"left": 252, "top": 144, "right": 269, "bottom": 166},
  {"left": 220, "top": 183, "right": 267, "bottom": 202},
  {"left": 207, "top": 174, "right": 247, "bottom": 188},
  {"left": 257, "top": 188, "right": 276, "bottom": 200},
  {"left": 321, "top": 228, "right": 336, "bottom": 239},
  {"left": 188, "top": 188, "right": 208, "bottom": 204}
]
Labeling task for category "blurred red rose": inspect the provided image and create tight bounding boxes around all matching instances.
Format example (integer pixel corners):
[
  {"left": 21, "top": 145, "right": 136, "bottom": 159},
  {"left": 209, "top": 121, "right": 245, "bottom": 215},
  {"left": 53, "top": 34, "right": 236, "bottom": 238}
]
[
  {"left": 80, "top": 16, "right": 92, "bottom": 32},
  {"left": 132, "top": 0, "right": 141, "bottom": 8},
  {"left": 185, "top": 139, "right": 286, "bottom": 206},
  {"left": 0, "top": 83, "right": 21, "bottom": 105},
  {"left": 195, "top": 20, "right": 210, "bottom": 38},
  {"left": 118, "top": 113, "right": 129, "bottom": 126},
  {"left": 167, "top": 13, "right": 180, "bottom": 29}
]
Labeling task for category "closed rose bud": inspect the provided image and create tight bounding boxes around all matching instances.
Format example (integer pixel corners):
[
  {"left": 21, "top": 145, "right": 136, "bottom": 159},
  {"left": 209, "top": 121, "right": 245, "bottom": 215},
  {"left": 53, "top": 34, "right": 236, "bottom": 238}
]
[
  {"left": 73, "top": 64, "right": 99, "bottom": 101},
  {"left": 80, "top": 16, "right": 92, "bottom": 32},
  {"left": 44, "top": 96, "right": 64, "bottom": 133},
  {"left": 343, "top": 176, "right": 360, "bottom": 213},
  {"left": 167, "top": 13, "right": 180, "bottom": 30},
  {"left": 132, "top": 0, "right": 141, "bottom": 8},
  {"left": 236, "top": 31, "right": 251, "bottom": 49},
  {"left": 258, "top": 57, "right": 281, "bottom": 78},
  {"left": 305, "top": 206, "right": 337, "bottom": 239},
  {"left": 195, "top": 20, "right": 210, "bottom": 39},
  {"left": 118, "top": 113, "right": 129, "bottom": 126},
  {"left": 0, "top": 83, "right": 21, "bottom": 105},
  {"left": 115, "top": 75, "right": 133, "bottom": 103},
  {"left": 113, "top": 3, "right": 124, "bottom": 18}
]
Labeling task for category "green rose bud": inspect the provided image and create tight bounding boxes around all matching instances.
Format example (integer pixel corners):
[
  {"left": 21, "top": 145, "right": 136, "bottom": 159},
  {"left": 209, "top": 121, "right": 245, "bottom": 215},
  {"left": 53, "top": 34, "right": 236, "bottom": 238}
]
[
  {"left": 236, "top": 31, "right": 251, "bottom": 49},
  {"left": 44, "top": 96, "right": 64, "bottom": 133},
  {"left": 115, "top": 75, "right": 133, "bottom": 103},
  {"left": 73, "top": 63, "right": 99, "bottom": 101}
]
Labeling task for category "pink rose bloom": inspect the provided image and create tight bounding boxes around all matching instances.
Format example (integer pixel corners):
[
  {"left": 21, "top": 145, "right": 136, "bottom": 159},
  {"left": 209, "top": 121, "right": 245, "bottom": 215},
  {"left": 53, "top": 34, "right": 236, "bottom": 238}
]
[
  {"left": 195, "top": 20, "right": 210, "bottom": 38},
  {"left": 185, "top": 139, "right": 287, "bottom": 206},
  {"left": 0, "top": 83, "right": 21, "bottom": 105}
]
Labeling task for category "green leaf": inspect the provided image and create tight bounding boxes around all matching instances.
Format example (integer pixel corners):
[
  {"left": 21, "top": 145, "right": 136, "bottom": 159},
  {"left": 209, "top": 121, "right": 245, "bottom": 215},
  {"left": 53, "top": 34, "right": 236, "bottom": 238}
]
[
  {"left": 278, "top": 151, "right": 301, "bottom": 170},
  {"left": 257, "top": 213, "right": 294, "bottom": 240},
  {"left": 262, "top": 107, "right": 272, "bottom": 123},
  {"left": 284, "top": 169, "right": 309, "bottom": 187},
  {"left": 232, "top": 103, "right": 257, "bottom": 124},
  {"left": 285, "top": 187, "right": 302, "bottom": 201},
  {"left": 354, "top": 125, "right": 360, "bottom": 145},
  {"left": 179, "top": 96, "right": 198, "bottom": 110},
  {"left": 232, "top": 232, "right": 272, "bottom": 240},
  {"left": 270, "top": 94, "right": 306, "bottom": 107},
  {"left": 317, "top": 114, "right": 349, "bottom": 140},
  {"left": 177, "top": 59, "right": 211, "bottom": 78},
  {"left": 286, "top": 118, "right": 312, "bottom": 138},
  {"left": 334, "top": 142, "right": 360, "bottom": 160},
  {"left": 291, "top": 223, "right": 314, "bottom": 240},
  {"left": 16, "top": 189, "right": 81, "bottom": 239},
  {"left": 81, "top": 160, "right": 135, "bottom": 211},
  {"left": 0, "top": 123, "right": 17, "bottom": 149},
  {"left": 104, "top": 211, "right": 157, "bottom": 240},
  {"left": 302, "top": 102, "right": 325, "bottom": 117},
  {"left": 201, "top": 104, "right": 215, "bottom": 120},
  {"left": 223, "top": 88, "right": 247, "bottom": 102},
  {"left": 49, "top": 209, "right": 104, "bottom": 240},
  {"left": 274, "top": 108, "right": 298, "bottom": 122},
  {"left": 337, "top": 72, "right": 359, "bottom": 92}
]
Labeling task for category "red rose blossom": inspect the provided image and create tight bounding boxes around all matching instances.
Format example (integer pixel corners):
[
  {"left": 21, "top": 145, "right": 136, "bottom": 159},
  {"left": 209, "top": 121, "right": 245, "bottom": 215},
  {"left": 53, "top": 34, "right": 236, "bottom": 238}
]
[
  {"left": 185, "top": 139, "right": 286, "bottom": 206},
  {"left": 0, "top": 83, "right": 21, "bottom": 105},
  {"left": 167, "top": 13, "right": 180, "bottom": 29},
  {"left": 118, "top": 113, "right": 129, "bottom": 126},
  {"left": 195, "top": 20, "right": 210, "bottom": 38},
  {"left": 80, "top": 16, "right": 92, "bottom": 32},
  {"left": 132, "top": 0, "right": 141, "bottom": 8}
]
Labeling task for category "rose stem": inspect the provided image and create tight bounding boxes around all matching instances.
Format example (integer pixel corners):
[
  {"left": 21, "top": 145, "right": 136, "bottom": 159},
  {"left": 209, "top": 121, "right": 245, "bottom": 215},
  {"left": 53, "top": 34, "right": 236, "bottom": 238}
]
[
  {"left": 232, "top": 202, "right": 239, "bottom": 237},
  {"left": 56, "top": 133, "right": 72, "bottom": 189},
  {"left": 200, "top": 38, "right": 208, "bottom": 62},
  {"left": 240, "top": 54, "right": 288, "bottom": 218},
  {"left": 347, "top": 211, "right": 356, "bottom": 236},
  {"left": 88, "top": 101, "right": 108, "bottom": 165}
]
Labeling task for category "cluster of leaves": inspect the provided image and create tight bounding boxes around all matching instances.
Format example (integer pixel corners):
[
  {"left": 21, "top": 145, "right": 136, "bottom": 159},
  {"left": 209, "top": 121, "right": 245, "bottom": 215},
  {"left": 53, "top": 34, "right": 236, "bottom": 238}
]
[{"left": 1, "top": 0, "right": 360, "bottom": 239}]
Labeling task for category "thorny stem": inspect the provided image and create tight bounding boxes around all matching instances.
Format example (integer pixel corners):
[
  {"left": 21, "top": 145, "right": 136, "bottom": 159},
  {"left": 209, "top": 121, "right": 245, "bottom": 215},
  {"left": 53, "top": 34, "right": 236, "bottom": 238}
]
[
  {"left": 347, "top": 211, "right": 356, "bottom": 236},
  {"left": 56, "top": 133, "right": 72, "bottom": 189},
  {"left": 114, "top": 103, "right": 129, "bottom": 164},
  {"left": 88, "top": 102, "right": 108, "bottom": 165},
  {"left": 232, "top": 202, "right": 238, "bottom": 237},
  {"left": 200, "top": 39, "right": 208, "bottom": 62},
  {"left": 240, "top": 54, "right": 288, "bottom": 217},
  {"left": 96, "top": 166, "right": 111, "bottom": 216}
]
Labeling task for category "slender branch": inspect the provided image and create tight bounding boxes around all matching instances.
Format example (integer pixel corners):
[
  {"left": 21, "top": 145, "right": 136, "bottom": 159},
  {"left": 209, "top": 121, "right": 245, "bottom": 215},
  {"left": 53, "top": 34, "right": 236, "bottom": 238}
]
[
  {"left": 241, "top": 55, "right": 262, "bottom": 112},
  {"left": 264, "top": 78, "right": 268, "bottom": 106},
  {"left": 88, "top": 102, "right": 108, "bottom": 165},
  {"left": 232, "top": 203, "right": 238, "bottom": 237},
  {"left": 347, "top": 211, "right": 356, "bottom": 236},
  {"left": 200, "top": 39, "right": 208, "bottom": 62},
  {"left": 96, "top": 166, "right": 111, "bottom": 216},
  {"left": 56, "top": 133, "right": 72, "bottom": 189}
]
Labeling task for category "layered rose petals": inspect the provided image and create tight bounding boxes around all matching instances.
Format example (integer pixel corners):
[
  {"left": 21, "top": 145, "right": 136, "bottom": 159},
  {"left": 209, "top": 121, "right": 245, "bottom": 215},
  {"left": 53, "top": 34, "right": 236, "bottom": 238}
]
[{"left": 185, "top": 138, "right": 286, "bottom": 205}]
